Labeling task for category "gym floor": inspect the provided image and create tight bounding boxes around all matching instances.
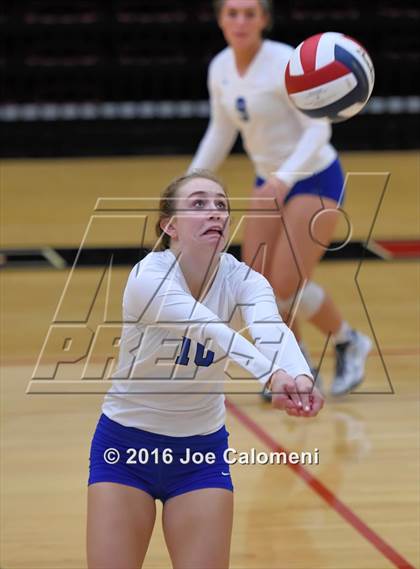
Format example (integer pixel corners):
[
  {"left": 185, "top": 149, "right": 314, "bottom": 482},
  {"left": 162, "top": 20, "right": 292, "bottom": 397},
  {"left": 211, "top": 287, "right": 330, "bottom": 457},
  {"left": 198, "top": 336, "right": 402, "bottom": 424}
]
[{"left": 1, "top": 151, "right": 419, "bottom": 568}]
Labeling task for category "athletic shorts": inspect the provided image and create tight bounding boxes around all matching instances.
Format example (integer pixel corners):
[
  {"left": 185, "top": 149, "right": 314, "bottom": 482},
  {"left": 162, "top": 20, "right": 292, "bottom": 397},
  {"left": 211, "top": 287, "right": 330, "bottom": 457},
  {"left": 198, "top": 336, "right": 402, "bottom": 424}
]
[
  {"left": 88, "top": 413, "right": 234, "bottom": 503},
  {"left": 255, "top": 157, "right": 345, "bottom": 205}
]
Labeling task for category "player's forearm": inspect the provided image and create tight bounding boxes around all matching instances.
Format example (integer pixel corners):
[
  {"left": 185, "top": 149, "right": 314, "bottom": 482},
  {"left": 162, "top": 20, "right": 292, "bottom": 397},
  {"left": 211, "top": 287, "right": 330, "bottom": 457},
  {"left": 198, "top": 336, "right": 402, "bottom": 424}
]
[
  {"left": 189, "top": 122, "right": 237, "bottom": 173},
  {"left": 130, "top": 278, "right": 281, "bottom": 384},
  {"left": 249, "top": 321, "right": 313, "bottom": 380}
]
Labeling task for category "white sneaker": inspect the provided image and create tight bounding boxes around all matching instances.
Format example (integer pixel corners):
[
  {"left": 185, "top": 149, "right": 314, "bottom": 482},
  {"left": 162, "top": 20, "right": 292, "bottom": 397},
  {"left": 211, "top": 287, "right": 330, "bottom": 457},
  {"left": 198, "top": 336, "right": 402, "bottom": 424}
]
[
  {"left": 331, "top": 331, "right": 372, "bottom": 396},
  {"left": 261, "top": 384, "right": 273, "bottom": 402}
]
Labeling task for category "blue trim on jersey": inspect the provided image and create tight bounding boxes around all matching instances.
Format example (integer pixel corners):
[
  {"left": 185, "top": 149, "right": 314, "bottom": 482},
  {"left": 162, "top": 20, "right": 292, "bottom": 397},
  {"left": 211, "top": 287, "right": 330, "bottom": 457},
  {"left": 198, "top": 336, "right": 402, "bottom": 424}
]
[
  {"left": 235, "top": 96, "right": 250, "bottom": 121},
  {"left": 255, "top": 158, "right": 345, "bottom": 205},
  {"left": 88, "top": 413, "right": 234, "bottom": 502}
]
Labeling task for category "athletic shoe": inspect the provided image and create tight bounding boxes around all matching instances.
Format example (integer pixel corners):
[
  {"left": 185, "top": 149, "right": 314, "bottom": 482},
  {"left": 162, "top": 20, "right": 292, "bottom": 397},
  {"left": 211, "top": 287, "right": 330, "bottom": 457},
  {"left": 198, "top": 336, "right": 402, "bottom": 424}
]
[
  {"left": 330, "top": 331, "right": 372, "bottom": 396},
  {"left": 260, "top": 383, "right": 273, "bottom": 402}
]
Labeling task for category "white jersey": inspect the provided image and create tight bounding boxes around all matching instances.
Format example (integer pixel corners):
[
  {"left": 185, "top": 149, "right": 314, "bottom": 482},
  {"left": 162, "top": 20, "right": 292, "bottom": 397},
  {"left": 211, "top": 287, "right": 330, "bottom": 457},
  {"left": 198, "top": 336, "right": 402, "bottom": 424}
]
[
  {"left": 190, "top": 39, "right": 337, "bottom": 187},
  {"left": 102, "top": 250, "right": 311, "bottom": 436}
]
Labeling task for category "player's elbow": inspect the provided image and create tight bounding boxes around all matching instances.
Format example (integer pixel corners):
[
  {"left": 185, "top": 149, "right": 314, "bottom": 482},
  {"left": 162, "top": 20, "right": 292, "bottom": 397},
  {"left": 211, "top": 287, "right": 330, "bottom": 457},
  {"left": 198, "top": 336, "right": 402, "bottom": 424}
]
[{"left": 316, "top": 119, "right": 332, "bottom": 144}]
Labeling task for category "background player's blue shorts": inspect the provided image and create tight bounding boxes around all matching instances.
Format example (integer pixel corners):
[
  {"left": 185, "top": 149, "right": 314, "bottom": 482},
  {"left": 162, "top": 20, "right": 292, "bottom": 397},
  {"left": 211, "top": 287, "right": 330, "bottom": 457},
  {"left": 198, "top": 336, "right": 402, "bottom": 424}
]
[
  {"left": 255, "top": 157, "right": 345, "bottom": 205},
  {"left": 88, "top": 413, "right": 234, "bottom": 502}
]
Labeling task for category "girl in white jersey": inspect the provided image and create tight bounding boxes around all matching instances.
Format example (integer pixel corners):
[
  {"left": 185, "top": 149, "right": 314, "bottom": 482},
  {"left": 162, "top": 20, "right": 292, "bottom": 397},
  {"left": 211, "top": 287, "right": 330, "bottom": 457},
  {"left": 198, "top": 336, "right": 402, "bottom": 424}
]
[
  {"left": 189, "top": 0, "right": 372, "bottom": 396},
  {"left": 87, "top": 170, "right": 324, "bottom": 569}
]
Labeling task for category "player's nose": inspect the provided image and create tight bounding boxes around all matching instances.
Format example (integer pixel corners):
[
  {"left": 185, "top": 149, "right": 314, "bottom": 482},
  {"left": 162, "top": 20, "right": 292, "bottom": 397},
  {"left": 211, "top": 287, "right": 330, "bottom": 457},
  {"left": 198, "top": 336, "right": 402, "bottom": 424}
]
[{"left": 207, "top": 207, "right": 221, "bottom": 219}]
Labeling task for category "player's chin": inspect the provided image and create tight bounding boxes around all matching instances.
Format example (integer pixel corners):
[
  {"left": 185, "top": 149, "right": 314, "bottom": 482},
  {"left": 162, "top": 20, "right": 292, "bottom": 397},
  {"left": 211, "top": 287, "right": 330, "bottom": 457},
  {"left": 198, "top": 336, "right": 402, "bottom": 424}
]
[
  {"left": 229, "top": 33, "right": 254, "bottom": 47},
  {"left": 201, "top": 233, "right": 226, "bottom": 249}
]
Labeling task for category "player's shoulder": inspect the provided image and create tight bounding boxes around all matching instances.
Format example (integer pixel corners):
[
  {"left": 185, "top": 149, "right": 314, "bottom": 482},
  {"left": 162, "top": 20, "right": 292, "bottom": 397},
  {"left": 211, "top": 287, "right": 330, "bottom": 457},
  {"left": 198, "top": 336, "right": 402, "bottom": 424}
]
[
  {"left": 221, "top": 252, "right": 270, "bottom": 287},
  {"left": 208, "top": 46, "right": 232, "bottom": 76},
  {"left": 129, "top": 250, "right": 175, "bottom": 282},
  {"left": 263, "top": 39, "right": 294, "bottom": 62},
  {"left": 221, "top": 252, "right": 245, "bottom": 274}
]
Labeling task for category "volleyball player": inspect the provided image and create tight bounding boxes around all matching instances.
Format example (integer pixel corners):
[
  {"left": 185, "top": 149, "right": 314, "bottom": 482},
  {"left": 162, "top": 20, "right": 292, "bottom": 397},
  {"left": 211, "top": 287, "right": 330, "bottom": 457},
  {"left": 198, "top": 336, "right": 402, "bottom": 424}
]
[
  {"left": 87, "top": 171, "right": 324, "bottom": 569},
  {"left": 189, "top": 0, "right": 372, "bottom": 397}
]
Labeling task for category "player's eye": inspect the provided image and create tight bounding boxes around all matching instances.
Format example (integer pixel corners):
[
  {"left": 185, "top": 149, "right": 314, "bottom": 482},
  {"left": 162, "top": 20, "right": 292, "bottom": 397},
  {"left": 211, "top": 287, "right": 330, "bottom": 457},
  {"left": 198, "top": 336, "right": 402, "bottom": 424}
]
[
  {"left": 216, "top": 200, "right": 228, "bottom": 210},
  {"left": 192, "top": 199, "right": 205, "bottom": 208}
]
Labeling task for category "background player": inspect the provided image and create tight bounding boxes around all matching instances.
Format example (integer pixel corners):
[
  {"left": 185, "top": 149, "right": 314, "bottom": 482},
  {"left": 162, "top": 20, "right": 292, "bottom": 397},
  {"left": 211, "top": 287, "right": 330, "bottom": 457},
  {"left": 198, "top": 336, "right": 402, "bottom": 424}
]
[
  {"left": 189, "top": 0, "right": 372, "bottom": 396},
  {"left": 87, "top": 170, "right": 324, "bottom": 568}
]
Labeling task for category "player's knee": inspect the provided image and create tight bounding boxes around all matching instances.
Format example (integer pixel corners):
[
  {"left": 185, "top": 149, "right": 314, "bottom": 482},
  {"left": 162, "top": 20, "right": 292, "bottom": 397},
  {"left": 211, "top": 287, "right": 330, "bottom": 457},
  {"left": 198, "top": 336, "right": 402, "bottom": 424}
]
[
  {"left": 274, "top": 274, "right": 301, "bottom": 300},
  {"left": 276, "top": 295, "right": 295, "bottom": 320},
  {"left": 298, "top": 281, "right": 325, "bottom": 318},
  {"left": 277, "top": 281, "right": 325, "bottom": 320}
]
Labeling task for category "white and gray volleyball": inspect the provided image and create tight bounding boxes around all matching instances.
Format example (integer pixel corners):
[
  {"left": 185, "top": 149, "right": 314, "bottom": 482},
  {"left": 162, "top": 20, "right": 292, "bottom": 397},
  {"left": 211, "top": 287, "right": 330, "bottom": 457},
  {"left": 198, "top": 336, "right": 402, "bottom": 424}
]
[{"left": 285, "top": 32, "right": 375, "bottom": 122}]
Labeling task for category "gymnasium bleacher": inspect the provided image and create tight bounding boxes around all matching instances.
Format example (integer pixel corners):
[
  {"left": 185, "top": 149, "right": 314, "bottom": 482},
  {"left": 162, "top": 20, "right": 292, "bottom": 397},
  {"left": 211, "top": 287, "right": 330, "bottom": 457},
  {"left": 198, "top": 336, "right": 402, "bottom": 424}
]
[{"left": 1, "top": 0, "right": 419, "bottom": 156}]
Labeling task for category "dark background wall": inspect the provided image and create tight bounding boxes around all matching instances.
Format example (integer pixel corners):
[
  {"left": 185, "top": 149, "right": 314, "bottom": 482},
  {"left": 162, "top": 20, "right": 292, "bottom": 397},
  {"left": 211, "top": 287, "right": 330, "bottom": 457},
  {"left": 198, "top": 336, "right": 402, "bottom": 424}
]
[{"left": 1, "top": 0, "right": 419, "bottom": 157}]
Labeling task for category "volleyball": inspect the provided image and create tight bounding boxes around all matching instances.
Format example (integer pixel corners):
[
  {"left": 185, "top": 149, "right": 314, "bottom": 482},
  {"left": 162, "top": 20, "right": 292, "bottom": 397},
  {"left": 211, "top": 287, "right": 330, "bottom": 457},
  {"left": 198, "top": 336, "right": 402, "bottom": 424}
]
[{"left": 285, "top": 32, "right": 375, "bottom": 123}]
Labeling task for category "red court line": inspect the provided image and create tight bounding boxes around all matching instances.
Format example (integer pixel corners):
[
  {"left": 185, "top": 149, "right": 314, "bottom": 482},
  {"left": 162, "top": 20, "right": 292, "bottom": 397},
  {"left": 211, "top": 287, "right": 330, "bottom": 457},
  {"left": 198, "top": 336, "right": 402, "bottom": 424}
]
[
  {"left": 225, "top": 398, "right": 416, "bottom": 569},
  {"left": 375, "top": 239, "right": 420, "bottom": 259}
]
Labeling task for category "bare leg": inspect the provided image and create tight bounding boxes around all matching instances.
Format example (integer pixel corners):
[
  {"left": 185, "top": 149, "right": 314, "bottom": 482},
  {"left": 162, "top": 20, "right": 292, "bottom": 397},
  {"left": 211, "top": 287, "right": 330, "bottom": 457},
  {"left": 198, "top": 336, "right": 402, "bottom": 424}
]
[
  {"left": 87, "top": 483, "right": 156, "bottom": 569},
  {"left": 243, "top": 191, "right": 342, "bottom": 334},
  {"left": 163, "top": 488, "right": 234, "bottom": 569},
  {"left": 243, "top": 190, "right": 323, "bottom": 393},
  {"left": 269, "top": 195, "right": 343, "bottom": 335},
  {"left": 241, "top": 188, "right": 282, "bottom": 276},
  {"left": 309, "top": 293, "right": 343, "bottom": 335}
]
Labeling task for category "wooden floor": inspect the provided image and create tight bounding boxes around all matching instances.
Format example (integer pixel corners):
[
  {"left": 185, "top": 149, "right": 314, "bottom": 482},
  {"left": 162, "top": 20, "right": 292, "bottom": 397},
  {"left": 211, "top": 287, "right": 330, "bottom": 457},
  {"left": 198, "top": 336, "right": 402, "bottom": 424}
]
[{"left": 1, "top": 152, "right": 419, "bottom": 569}]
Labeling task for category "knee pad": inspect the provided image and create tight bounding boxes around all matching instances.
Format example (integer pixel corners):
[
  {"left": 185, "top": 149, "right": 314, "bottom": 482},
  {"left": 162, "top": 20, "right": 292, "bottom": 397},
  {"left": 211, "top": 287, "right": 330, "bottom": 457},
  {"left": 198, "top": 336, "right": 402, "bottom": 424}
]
[
  {"left": 299, "top": 281, "right": 325, "bottom": 318},
  {"left": 277, "top": 281, "right": 325, "bottom": 320},
  {"left": 276, "top": 295, "right": 294, "bottom": 316}
]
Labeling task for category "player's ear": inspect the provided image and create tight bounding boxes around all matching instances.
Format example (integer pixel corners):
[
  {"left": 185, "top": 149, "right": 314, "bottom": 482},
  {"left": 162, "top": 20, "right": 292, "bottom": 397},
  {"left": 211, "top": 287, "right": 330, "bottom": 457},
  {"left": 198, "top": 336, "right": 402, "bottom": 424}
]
[
  {"left": 262, "top": 13, "right": 270, "bottom": 31},
  {"left": 160, "top": 216, "right": 177, "bottom": 239},
  {"left": 259, "top": 6, "right": 270, "bottom": 32},
  {"left": 215, "top": 1, "right": 224, "bottom": 29}
]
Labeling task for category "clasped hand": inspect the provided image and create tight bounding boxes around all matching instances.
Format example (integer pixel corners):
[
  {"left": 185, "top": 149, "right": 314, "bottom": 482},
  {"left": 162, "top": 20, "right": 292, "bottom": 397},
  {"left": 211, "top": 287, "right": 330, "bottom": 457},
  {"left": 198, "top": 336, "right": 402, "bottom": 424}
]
[{"left": 268, "top": 369, "right": 324, "bottom": 418}]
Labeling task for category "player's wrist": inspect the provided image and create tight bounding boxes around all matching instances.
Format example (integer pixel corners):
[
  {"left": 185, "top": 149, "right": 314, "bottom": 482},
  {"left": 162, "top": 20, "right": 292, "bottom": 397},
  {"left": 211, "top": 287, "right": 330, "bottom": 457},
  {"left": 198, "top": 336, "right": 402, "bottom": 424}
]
[
  {"left": 265, "top": 369, "right": 288, "bottom": 391},
  {"left": 294, "top": 374, "right": 315, "bottom": 386}
]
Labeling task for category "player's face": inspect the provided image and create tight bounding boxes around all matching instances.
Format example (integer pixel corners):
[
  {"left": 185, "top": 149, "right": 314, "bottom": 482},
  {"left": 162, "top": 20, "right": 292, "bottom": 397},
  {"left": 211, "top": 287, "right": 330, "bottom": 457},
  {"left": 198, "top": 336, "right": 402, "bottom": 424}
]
[
  {"left": 172, "top": 178, "right": 230, "bottom": 252},
  {"left": 218, "top": 0, "right": 268, "bottom": 50}
]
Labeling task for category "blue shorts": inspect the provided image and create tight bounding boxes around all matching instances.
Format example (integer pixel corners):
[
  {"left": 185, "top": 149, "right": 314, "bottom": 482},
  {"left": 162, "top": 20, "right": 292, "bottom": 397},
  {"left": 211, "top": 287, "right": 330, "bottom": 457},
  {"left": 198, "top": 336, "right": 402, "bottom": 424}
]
[
  {"left": 88, "top": 414, "right": 234, "bottom": 503},
  {"left": 255, "top": 158, "right": 345, "bottom": 205}
]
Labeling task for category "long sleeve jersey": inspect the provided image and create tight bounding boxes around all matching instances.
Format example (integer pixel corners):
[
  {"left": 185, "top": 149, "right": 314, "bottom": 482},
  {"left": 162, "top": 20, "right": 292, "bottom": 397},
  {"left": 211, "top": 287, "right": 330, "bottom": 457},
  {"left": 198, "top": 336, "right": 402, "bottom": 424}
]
[
  {"left": 102, "top": 250, "right": 311, "bottom": 436},
  {"left": 190, "top": 39, "right": 337, "bottom": 187}
]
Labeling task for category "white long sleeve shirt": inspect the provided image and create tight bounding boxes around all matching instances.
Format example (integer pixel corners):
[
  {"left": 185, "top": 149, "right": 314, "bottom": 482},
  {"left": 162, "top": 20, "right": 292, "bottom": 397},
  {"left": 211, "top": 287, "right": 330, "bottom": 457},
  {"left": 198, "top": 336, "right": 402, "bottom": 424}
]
[
  {"left": 102, "top": 250, "right": 311, "bottom": 436},
  {"left": 190, "top": 39, "right": 337, "bottom": 187}
]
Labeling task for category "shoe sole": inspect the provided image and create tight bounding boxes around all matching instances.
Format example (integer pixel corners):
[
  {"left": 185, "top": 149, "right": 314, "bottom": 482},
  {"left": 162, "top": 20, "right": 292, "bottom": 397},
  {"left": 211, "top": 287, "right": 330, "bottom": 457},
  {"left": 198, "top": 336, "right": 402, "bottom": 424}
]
[
  {"left": 260, "top": 389, "right": 272, "bottom": 403},
  {"left": 330, "top": 335, "right": 373, "bottom": 396}
]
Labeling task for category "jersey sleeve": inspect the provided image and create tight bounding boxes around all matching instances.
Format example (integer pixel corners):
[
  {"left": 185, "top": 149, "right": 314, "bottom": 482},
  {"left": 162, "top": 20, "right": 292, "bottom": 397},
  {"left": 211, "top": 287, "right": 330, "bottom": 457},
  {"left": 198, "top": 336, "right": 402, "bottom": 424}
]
[
  {"left": 233, "top": 264, "right": 313, "bottom": 379},
  {"left": 188, "top": 59, "right": 238, "bottom": 173},
  {"left": 124, "top": 258, "right": 283, "bottom": 385}
]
